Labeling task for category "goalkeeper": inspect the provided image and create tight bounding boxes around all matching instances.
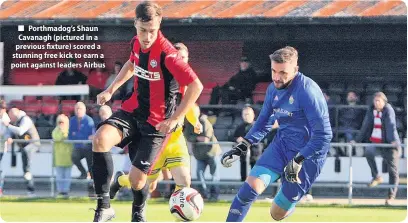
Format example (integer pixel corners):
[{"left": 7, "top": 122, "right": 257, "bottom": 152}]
[{"left": 221, "top": 46, "right": 332, "bottom": 221}]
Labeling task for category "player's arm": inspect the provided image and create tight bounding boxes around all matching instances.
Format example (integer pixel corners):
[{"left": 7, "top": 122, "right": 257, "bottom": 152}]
[
  {"left": 221, "top": 85, "right": 275, "bottom": 167},
  {"left": 97, "top": 60, "right": 134, "bottom": 105},
  {"left": 298, "top": 82, "right": 333, "bottom": 160},
  {"left": 156, "top": 54, "right": 203, "bottom": 133},
  {"left": 171, "top": 79, "right": 202, "bottom": 123}
]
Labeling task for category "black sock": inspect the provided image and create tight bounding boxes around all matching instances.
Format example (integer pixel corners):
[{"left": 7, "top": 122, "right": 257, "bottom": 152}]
[
  {"left": 132, "top": 183, "right": 149, "bottom": 209},
  {"left": 92, "top": 152, "right": 113, "bottom": 209}
]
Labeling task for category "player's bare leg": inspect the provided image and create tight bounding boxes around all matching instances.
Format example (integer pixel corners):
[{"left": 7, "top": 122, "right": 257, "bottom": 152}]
[
  {"left": 92, "top": 124, "right": 122, "bottom": 222},
  {"left": 148, "top": 173, "right": 162, "bottom": 193},
  {"left": 246, "top": 176, "right": 267, "bottom": 193},
  {"left": 170, "top": 166, "right": 191, "bottom": 191},
  {"left": 270, "top": 201, "right": 294, "bottom": 221}
]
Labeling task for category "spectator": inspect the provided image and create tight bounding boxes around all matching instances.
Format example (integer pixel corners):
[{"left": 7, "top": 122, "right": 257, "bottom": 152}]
[
  {"left": 68, "top": 102, "right": 95, "bottom": 197},
  {"left": 0, "top": 100, "right": 12, "bottom": 197},
  {"left": 185, "top": 105, "right": 221, "bottom": 201},
  {"left": 87, "top": 59, "right": 109, "bottom": 99},
  {"left": 353, "top": 92, "right": 401, "bottom": 205},
  {"left": 338, "top": 91, "right": 365, "bottom": 142},
  {"left": 232, "top": 107, "right": 263, "bottom": 181},
  {"left": 55, "top": 58, "right": 87, "bottom": 100},
  {"left": 3, "top": 108, "right": 40, "bottom": 196},
  {"left": 52, "top": 114, "right": 73, "bottom": 198},
  {"left": 210, "top": 57, "right": 258, "bottom": 104},
  {"left": 105, "top": 62, "right": 123, "bottom": 100},
  {"left": 322, "top": 90, "right": 334, "bottom": 106}
]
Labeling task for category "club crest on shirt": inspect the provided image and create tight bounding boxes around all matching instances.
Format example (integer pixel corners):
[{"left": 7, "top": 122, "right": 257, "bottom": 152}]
[
  {"left": 150, "top": 59, "right": 157, "bottom": 68},
  {"left": 289, "top": 95, "right": 294, "bottom": 104}
]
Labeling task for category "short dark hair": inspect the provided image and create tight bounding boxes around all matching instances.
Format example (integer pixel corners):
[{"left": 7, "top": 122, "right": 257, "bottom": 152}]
[
  {"left": 135, "top": 2, "right": 162, "bottom": 22},
  {"left": 269, "top": 46, "right": 298, "bottom": 64},
  {"left": 174, "top": 42, "right": 188, "bottom": 53}
]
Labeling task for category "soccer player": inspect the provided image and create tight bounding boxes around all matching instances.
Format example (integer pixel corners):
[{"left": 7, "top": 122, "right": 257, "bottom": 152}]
[
  {"left": 109, "top": 43, "right": 202, "bottom": 201},
  {"left": 221, "top": 46, "right": 332, "bottom": 221},
  {"left": 92, "top": 2, "right": 203, "bottom": 222}
]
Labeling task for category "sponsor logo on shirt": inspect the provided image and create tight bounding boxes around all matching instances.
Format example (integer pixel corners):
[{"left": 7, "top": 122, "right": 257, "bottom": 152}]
[
  {"left": 134, "top": 64, "right": 160, "bottom": 81},
  {"left": 273, "top": 108, "right": 293, "bottom": 117}
]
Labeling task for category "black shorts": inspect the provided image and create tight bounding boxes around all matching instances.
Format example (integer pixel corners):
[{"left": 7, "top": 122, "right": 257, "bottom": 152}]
[{"left": 98, "top": 109, "right": 168, "bottom": 174}]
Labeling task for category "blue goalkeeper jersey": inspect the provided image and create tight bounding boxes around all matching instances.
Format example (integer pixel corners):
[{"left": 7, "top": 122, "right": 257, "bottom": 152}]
[{"left": 245, "top": 72, "right": 332, "bottom": 159}]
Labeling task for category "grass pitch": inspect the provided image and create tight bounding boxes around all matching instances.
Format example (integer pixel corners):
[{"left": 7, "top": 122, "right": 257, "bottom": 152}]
[{"left": 0, "top": 197, "right": 406, "bottom": 222}]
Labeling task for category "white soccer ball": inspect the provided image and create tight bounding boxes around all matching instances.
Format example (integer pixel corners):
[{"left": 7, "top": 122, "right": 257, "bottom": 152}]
[{"left": 169, "top": 187, "right": 204, "bottom": 221}]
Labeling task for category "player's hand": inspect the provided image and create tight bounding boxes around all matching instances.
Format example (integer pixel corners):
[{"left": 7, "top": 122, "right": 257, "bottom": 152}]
[
  {"left": 96, "top": 90, "right": 113, "bottom": 105},
  {"left": 194, "top": 122, "right": 203, "bottom": 134},
  {"left": 6, "top": 138, "right": 13, "bottom": 145},
  {"left": 284, "top": 154, "right": 304, "bottom": 184},
  {"left": 221, "top": 138, "right": 251, "bottom": 168},
  {"left": 155, "top": 118, "right": 182, "bottom": 134}
]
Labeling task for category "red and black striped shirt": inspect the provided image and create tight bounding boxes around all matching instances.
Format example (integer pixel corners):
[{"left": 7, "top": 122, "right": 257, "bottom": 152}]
[{"left": 121, "top": 31, "right": 197, "bottom": 126}]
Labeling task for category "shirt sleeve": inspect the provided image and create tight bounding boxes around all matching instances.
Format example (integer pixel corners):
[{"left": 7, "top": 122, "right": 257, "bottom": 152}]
[
  {"left": 299, "top": 81, "right": 333, "bottom": 159},
  {"left": 164, "top": 53, "right": 198, "bottom": 86},
  {"left": 128, "top": 37, "right": 138, "bottom": 63},
  {"left": 185, "top": 107, "right": 199, "bottom": 127},
  {"left": 8, "top": 116, "right": 33, "bottom": 136},
  {"left": 244, "top": 85, "right": 276, "bottom": 144}
]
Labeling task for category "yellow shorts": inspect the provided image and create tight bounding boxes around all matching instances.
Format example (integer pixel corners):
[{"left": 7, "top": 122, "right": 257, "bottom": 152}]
[{"left": 148, "top": 128, "right": 190, "bottom": 180}]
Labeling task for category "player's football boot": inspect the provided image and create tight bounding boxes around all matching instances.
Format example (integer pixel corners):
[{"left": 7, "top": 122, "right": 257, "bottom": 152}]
[
  {"left": 131, "top": 202, "right": 146, "bottom": 222},
  {"left": 109, "top": 171, "right": 124, "bottom": 199},
  {"left": 92, "top": 207, "right": 115, "bottom": 222}
]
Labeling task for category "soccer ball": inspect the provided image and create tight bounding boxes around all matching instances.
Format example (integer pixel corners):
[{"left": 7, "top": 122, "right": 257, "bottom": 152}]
[{"left": 169, "top": 187, "right": 204, "bottom": 221}]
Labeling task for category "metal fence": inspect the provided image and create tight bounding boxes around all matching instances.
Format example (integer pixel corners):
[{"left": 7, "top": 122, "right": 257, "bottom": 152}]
[{"left": 1, "top": 139, "right": 406, "bottom": 205}]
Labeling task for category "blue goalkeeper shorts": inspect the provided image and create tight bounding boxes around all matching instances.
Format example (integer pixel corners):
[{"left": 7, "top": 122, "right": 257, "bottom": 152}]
[{"left": 249, "top": 139, "right": 326, "bottom": 210}]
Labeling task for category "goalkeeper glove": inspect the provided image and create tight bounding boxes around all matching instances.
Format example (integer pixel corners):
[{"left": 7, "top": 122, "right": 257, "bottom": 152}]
[
  {"left": 284, "top": 153, "right": 305, "bottom": 184},
  {"left": 221, "top": 138, "right": 251, "bottom": 168}
]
